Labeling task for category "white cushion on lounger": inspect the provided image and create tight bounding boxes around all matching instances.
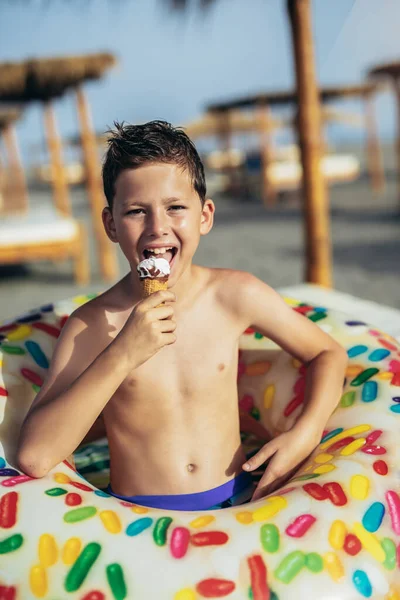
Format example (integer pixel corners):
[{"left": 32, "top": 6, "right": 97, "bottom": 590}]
[
  {"left": 0, "top": 206, "right": 79, "bottom": 246},
  {"left": 268, "top": 155, "right": 360, "bottom": 187}
]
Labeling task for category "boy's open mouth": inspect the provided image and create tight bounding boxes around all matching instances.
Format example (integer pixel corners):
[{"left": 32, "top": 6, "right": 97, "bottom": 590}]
[{"left": 142, "top": 246, "right": 178, "bottom": 267}]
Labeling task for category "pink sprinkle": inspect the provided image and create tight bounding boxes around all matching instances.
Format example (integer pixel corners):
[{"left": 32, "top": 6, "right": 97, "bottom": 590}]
[
  {"left": 366, "top": 430, "right": 383, "bottom": 444},
  {"left": 389, "top": 360, "right": 400, "bottom": 374},
  {"left": 386, "top": 490, "right": 400, "bottom": 535},
  {"left": 170, "top": 526, "right": 190, "bottom": 559},
  {"left": 285, "top": 514, "right": 316, "bottom": 537},
  {"left": 239, "top": 394, "right": 254, "bottom": 412},
  {"left": 1, "top": 475, "right": 34, "bottom": 487}
]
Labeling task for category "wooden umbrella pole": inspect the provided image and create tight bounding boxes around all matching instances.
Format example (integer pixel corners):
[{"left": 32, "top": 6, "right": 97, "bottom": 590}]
[
  {"left": 287, "top": 0, "right": 332, "bottom": 287},
  {"left": 394, "top": 77, "right": 400, "bottom": 209},
  {"left": 258, "top": 102, "right": 277, "bottom": 207},
  {"left": 2, "top": 123, "right": 29, "bottom": 213},
  {"left": 43, "top": 100, "right": 71, "bottom": 216},
  {"left": 364, "top": 93, "right": 385, "bottom": 194},
  {"left": 75, "top": 85, "right": 118, "bottom": 281}
]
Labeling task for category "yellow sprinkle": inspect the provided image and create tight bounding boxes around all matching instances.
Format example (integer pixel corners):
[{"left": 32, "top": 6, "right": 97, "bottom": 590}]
[
  {"left": 245, "top": 361, "right": 271, "bottom": 376},
  {"left": 314, "top": 453, "right": 333, "bottom": 464},
  {"left": 38, "top": 534, "right": 58, "bottom": 567},
  {"left": 131, "top": 505, "right": 149, "bottom": 514},
  {"left": 303, "top": 465, "right": 314, "bottom": 472},
  {"left": 283, "top": 297, "right": 298, "bottom": 306},
  {"left": 292, "top": 358, "right": 302, "bottom": 368},
  {"left": 320, "top": 424, "right": 371, "bottom": 450},
  {"left": 62, "top": 537, "right": 82, "bottom": 565},
  {"left": 100, "top": 510, "right": 122, "bottom": 534},
  {"left": 189, "top": 515, "right": 215, "bottom": 528},
  {"left": 353, "top": 522, "right": 385, "bottom": 562},
  {"left": 340, "top": 438, "right": 366, "bottom": 456},
  {"left": 345, "top": 364, "right": 364, "bottom": 377},
  {"left": 323, "top": 552, "right": 345, "bottom": 582},
  {"left": 376, "top": 371, "right": 393, "bottom": 380},
  {"left": 253, "top": 496, "right": 287, "bottom": 522},
  {"left": 235, "top": 511, "right": 253, "bottom": 524},
  {"left": 328, "top": 520, "right": 346, "bottom": 550},
  {"left": 386, "top": 587, "right": 400, "bottom": 600},
  {"left": 174, "top": 590, "right": 196, "bottom": 600},
  {"left": 54, "top": 473, "right": 70, "bottom": 484},
  {"left": 263, "top": 384, "right": 275, "bottom": 409},
  {"left": 313, "top": 464, "right": 336, "bottom": 474},
  {"left": 30, "top": 565, "right": 48, "bottom": 598},
  {"left": 350, "top": 475, "right": 370, "bottom": 500},
  {"left": 73, "top": 295, "right": 88, "bottom": 304},
  {"left": 7, "top": 324, "right": 32, "bottom": 341}
]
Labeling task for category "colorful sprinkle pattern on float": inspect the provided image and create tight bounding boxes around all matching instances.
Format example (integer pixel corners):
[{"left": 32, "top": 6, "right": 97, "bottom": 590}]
[{"left": 0, "top": 294, "right": 399, "bottom": 599}]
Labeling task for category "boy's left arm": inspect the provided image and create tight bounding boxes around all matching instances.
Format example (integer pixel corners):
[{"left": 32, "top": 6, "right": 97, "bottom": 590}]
[{"left": 234, "top": 274, "right": 348, "bottom": 501}]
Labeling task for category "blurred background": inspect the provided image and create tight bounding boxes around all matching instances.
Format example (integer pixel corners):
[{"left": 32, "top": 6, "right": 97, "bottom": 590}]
[{"left": 0, "top": 0, "right": 399, "bottom": 325}]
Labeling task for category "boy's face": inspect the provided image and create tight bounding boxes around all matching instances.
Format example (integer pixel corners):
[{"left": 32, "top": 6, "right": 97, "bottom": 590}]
[{"left": 103, "top": 163, "right": 215, "bottom": 286}]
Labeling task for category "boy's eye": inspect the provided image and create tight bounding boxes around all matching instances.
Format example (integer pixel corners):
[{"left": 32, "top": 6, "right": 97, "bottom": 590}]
[
  {"left": 169, "top": 205, "right": 185, "bottom": 210},
  {"left": 127, "top": 209, "right": 145, "bottom": 215}
]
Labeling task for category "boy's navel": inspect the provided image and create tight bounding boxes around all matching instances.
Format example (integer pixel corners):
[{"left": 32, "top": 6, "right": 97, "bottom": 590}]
[{"left": 187, "top": 463, "right": 196, "bottom": 472}]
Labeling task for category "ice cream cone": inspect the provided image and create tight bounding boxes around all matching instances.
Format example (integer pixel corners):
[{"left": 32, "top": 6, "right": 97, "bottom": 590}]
[{"left": 140, "top": 276, "right": 169, "bottom": 297}]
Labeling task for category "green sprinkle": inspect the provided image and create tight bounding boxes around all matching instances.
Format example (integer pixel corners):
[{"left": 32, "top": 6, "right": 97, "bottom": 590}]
[
  {"left": 291, "top": 473, "right": 320, "bottom": 482},
  {"left": 106, "top": 563, "right": 127, "bottom": 600},
  {"left": 1, "top": 345, "right": 26, "bottom": 355},
  {"left": 350, "top": 368, "right": 379, "bottom": 387},
  {"left": 0, "top": 533, "right": 23, "bottom": 554},
  {"left": 250, "top": 407, "right": 260, "bottom": 421},
  {"left": 274, "top": 551, "right": 306, "bottom": 583},
  {"left": 308, "top": 312, "right": 327, "bottom": 322},
  {"left": 381, "top": 537, "right": 396, "bottom": 570},
  {"left": 305, "top": 552, "right": 323, "bottom": 573},
  {"left": 153, "top": 516, "right": 173, "bottom": 546},
  {"left": 260, "top": 523, "right": 280, "bottom": 553},
  {"left": 45, "top": 487, "right": 68, "bottom": 497},
  {"left": 64, "top": 506, "right": 97, "bottom": 523},
  {"left": 65, "top": 542, "right": 101, "bottom": 592},
  {"left": 32, "top": 384, "right": 41, "bottom": 393},
  {"left": 340, "top": 391, "right": 356, "bottom": 408},
  {"left": 254, "top": 332, "right": 264, "bottom": 339}
]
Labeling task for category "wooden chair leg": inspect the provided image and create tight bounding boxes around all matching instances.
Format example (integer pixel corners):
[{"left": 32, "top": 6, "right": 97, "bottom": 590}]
[{"left": 73, "top": 223, "right": 90, "bottom": 285}]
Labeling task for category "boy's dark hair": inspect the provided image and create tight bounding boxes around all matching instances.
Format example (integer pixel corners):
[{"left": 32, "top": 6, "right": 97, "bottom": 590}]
[{"left": 102, "top": 120, "right": 206, "bottom": 209}]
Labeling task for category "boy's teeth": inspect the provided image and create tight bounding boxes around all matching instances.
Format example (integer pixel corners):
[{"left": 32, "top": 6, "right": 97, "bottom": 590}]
[{"left": 147, "top": 248, "right": 172, "bottom": 255}]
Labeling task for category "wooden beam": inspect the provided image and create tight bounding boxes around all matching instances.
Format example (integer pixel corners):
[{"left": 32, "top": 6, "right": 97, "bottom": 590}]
[
  {"left": 287, "top": 0, "right": 332, "bottom": 287},
  {"left": 394, "top": 78, "right": 400, "bottom": 208},
  {"left": 2, "top": 123, "right": 29, "bottom": 214},
  {"left": 364, "top": 93, "right": 385, "bottom": 194},
  {"left": 43, "top": 100, "right": 71, "bottom": 216},
  {"left": 258, "top": 103, "right": 277, "bottom": 206},
  {"left": 75, "top": 85, "right": 118, "bottom": 282}
]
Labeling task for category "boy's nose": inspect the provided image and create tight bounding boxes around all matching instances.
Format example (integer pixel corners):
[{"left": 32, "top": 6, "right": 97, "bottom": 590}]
[{"left": 146, "top": 212, "right": 169, "bottom": 236}]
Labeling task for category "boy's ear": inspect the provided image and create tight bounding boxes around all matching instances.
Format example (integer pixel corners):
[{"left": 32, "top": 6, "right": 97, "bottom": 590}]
[
  {"left": 200, "top": 199, "right": 215, "bottom": 236},
  {"left": 102, "top": 207, "right": 118, "bottom": 243}
]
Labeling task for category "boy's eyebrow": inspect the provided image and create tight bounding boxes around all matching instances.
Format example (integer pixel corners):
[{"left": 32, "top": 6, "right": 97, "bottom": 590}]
[{"left": 122, "top": 196, "right": 184, "bottom": 208}]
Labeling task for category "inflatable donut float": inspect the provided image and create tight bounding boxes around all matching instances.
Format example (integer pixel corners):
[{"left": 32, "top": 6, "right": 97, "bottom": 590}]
[{"left": 0, "top": 293, "right": 400, "bottom": 600}]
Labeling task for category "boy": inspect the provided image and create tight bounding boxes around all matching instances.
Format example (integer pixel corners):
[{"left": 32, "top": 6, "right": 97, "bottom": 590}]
[{"left": 17, "top": 121, "right": 347, "bottom": 509}]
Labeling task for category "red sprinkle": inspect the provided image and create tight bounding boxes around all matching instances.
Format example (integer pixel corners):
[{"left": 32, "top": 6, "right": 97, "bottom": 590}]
[
  {"left": 326, "top": 436, "right": 355, "bottom": 452},
  {"left": 244, "top": 327, "right": 255, "bottom": 335},
  {"left": 294, "top": 305, "right": 313, "bottom": 315},
  {"left": 196, "top": 578, "right": 236, "bottom": 598},
  {"left": 294, "top": 377, "right": 306, "bottom": 395},
  {"left": 389, "top": 359, "right": 400, "bottom": 373},
  {"left": 59, "top": 315, "right": 69, "bottom": 329},
  {"left": 379, "top": 339, "right": 398, "bottom": 352},
  {"left": 0, "top": 491, "right": 18, "bottom": 528},
  {"left": 2, "top": 475, "right": 33, "bottom": 487},
  {"left": 239, "top": 394, "right": 254, "bottom": 412},
  {"left": 343, "top": 533, "right": 362, "bottom": 556},
  {"left": 0, "top": 324, "right": 16, "bottom": 334},
  {"left": 373, "top": 460, "right": 388, "bottom": 476},
  {"left": 303, "top": 483, "right": 328, "bottom": 501},
  {"left": 80, "top": 593, "right": 105, "bottom": 600},
  {"left": 0, "top": 585, "right": 16, "bottom": 600},
  {"left": 285, "top": 514, "right": 316, "bottom": 537},
  {"left": 70, "top": 481, "right": 93, "bottom": 492},
  {"left": 0, "top": 387, "right": 8, "bottom": 397},
  {"left": 392, "top": 372, "right": 400, "bottom": 386},
  {"left": 284, "top": 394, "right": 303, "bottom": 417},
  {"left": 32, "top": 322, "right": 61, "bottom": 338},
  {"left": 323, "top": 482, "right": 347, "bottom": 506},
  {"left": 248, "top": 554, "right": 270, "bottom": 600},
  {"left": 361, "top": 444, "right": 386, "bottom": 455},
  {"left": 366, "top": 430, "right": 383, "bottom": 444},
  {"left": 191, "top": 531, "right": 229, "bottom": 547},
  {"left": 65, "top": 493, "right": 82, "bottom": 507},
  {"left": 20, "top": 368, "right": 43, "bottom": 387}
]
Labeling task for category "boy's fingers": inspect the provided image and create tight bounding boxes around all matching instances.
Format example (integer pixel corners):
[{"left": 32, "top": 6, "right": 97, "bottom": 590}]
[
  {"left": 143, "top": 291, "right": 176, "bottom": 307},
  {"left": 242, "top": 440, "right": 277, "bottom": 471}
]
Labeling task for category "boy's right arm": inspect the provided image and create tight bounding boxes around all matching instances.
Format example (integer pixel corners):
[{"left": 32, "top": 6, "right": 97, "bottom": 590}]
[{"left": 17, "top": 290, "right": 176, "bottom": 478}]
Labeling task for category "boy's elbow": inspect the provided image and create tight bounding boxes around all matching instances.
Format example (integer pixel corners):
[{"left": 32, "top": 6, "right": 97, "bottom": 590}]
[{"left": 16, "top": 447, "right": 53, "bottom": 479}]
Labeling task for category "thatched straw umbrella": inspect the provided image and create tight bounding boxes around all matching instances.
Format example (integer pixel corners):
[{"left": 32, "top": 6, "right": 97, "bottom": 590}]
[
  {"left": 0, "top": 53, "right": 118, "bottom": 281},
  {"left": 369, "top": 61, "right": 400, "bottom": 207},
  {"left": 0, "top": 107, "right": 28, "bottom": 213},
  {"left": 171, "top": 0, "right": 332, "bottom": 286}
]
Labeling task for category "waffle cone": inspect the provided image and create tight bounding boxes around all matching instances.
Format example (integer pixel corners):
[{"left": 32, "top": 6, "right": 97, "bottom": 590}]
[{"left": 140, "top": 277, "right": 169, "bottom": 297}]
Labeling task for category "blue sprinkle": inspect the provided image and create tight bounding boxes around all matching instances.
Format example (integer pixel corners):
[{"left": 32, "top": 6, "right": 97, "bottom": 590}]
[
  {"left": 320, "top": 428, "right": 343, "bottom": 443},
  {"left": 362, "top": 502, "right": 385, "bottom": 532},
  {"left": 0, "top": 468, "right": 20, "bottom": 477},
  {"left": 17, "top": 312, "right": 42, "bottom": 323},
  {"left": 368, "top": 349, "right": 390, "bottom": 362},
  {"left": 40, "top": 304, "right": 54, "bottom": 312},
  {"left": 346, "top": 320, "right": 367, "bottom": 327},
  {"left": 313, "top": 306, "right": 327, "bottom": 312},
  {"left": 352, "top": 570, "right": 372, "bottom": 597},
  {"left": 392, "top": 396, "right": 400, "bottom": 403},
  {"left": 362, "top": 381, "right": 378, "bottom": 403},
  {"left": 347, "top": 345, "right": 368, "bottom": 358},
  {"left": 126, "top": 517, "right": 153, "bottom": 536},
  {"left": 25, "top": 341, "right": 49, "bottom": 369},
  {"left": 390, "top": 405, "right": 400, "bottom": 414},
  {"left": 94, "top": 490, "right": 110, "bottom": 498},
  {"left": 0, "top": 458, "right": 6, "bottom": 469}
]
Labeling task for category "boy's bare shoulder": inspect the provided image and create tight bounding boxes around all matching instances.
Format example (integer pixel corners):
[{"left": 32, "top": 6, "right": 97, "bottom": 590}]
[{"left": 208, "top": 267, "right": 274, "bottom": 316}]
